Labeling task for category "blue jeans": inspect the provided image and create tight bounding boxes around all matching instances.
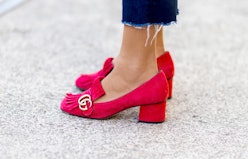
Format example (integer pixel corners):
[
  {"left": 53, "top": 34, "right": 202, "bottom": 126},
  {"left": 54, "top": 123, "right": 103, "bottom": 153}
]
[{"left": 122, "top": 0, "right": 178, "bottom": 27}]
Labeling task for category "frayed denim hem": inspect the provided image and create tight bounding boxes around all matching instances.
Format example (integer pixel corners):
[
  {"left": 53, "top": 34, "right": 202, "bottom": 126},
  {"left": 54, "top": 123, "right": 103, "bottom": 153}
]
[
  {"left": 122, "top": 21, "right": 177, "bottom": 28},
  {"left": 122, "top": 21, "right": 177, "bottom": 46}
]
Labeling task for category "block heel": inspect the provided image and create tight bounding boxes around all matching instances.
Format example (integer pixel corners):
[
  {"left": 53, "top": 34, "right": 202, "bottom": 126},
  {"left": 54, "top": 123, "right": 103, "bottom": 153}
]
[
  {"left": 138, "top": 102, "right": 166, "bottom": 123},
  {"left": 167, "top": 78, "right": 173, "bottom": 99}
]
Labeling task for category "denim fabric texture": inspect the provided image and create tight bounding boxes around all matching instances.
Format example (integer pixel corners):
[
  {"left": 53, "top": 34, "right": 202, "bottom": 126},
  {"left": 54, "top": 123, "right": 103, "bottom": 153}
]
[{"left": 122, "top": 0, "right": 178, "bottom": 27}]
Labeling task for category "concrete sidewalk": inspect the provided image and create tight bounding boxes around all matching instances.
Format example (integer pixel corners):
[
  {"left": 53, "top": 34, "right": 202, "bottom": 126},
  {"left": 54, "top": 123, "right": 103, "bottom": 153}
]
[{"left": 0, "top": 0, "right": 248, "bottom": 158}]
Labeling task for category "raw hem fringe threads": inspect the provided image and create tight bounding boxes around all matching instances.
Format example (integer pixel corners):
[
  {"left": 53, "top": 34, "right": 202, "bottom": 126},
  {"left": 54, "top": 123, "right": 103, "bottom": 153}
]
[{"left": 123, "top": 21, "right": 177, "bottom": 46}]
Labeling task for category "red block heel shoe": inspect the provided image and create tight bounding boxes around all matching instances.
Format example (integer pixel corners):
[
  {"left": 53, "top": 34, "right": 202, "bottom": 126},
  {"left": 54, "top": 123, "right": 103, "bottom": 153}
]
[
  {"left": 61, "top": 72, "right": 169, "bottom": 123},
  {"left": 75, "top": 51, "right": 174, "bottom": 98},
  {"left": 157, "top": 52, "right": 174, "bottom": 99}
]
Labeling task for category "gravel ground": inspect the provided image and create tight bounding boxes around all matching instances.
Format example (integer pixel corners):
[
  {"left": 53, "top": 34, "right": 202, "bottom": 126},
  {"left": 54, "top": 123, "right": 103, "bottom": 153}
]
[{"left": 0, "top": 0, "right": 248, "bottom": 159}]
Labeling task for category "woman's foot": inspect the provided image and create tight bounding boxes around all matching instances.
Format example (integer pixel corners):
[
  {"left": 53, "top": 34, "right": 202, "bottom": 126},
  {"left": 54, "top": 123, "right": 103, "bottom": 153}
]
[{"left": 95, "top": 56, "right": 158, "bottom": 103}]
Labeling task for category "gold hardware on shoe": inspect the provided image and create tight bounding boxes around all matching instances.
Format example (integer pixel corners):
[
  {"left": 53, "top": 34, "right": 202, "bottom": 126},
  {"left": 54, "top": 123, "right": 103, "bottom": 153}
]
[{"left": 78, "top": 94, "right": 92, "bottom": 111}]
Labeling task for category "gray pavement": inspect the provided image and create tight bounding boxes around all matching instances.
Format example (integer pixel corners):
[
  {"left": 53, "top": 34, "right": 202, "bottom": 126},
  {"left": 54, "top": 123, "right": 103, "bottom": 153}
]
[{"left": 0, "top": 0, "right": 248, "bottom": 158}]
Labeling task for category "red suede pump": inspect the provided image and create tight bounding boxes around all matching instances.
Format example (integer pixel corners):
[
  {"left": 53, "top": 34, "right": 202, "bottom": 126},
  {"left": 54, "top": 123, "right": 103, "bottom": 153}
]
[
  {"left": 156, "top": 51, "right": 174, "bottom": 99},
  {"left": 61, "top": 71, "right": 169, "bottom": 123},
  {"left": 75, "top": 51, "right": 174, "bottom": 98}
]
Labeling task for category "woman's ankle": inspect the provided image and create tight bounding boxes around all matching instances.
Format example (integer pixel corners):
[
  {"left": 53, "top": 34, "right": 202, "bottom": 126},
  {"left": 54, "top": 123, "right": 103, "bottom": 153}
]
[
  {"left": 112, "top": 56, "right": 158, "bottom": 85},
  {"left": 155, "top": 27, "right": 166, "bottom": 58},
  {"left": 155, "top": 46, "right": 166, "bottom": 58}
]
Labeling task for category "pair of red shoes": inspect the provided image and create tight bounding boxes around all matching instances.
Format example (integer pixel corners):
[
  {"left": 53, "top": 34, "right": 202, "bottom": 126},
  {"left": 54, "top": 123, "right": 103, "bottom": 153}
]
[{"left": 60, "top": 51, "right": 174, "bottom": 123}]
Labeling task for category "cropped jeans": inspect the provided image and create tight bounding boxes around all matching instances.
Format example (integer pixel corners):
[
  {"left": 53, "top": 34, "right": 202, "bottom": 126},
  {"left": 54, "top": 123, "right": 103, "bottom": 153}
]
[{"left": 122, "top": 0, "right": 178, "bottom": 27}]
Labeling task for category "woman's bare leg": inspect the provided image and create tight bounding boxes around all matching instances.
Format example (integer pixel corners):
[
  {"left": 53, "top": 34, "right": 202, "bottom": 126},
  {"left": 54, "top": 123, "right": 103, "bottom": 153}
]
[
  {"left": 155, "top": 28, "right": 166, "bottom": 58},
  {"left": 95, "top": 25, "right": 158, "bottom": 102}
]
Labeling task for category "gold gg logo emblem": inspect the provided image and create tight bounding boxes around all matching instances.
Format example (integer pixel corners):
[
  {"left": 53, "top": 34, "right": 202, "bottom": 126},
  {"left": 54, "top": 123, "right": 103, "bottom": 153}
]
[{"left": 78, "top": 94, "right": 92, "bottom": 111}]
